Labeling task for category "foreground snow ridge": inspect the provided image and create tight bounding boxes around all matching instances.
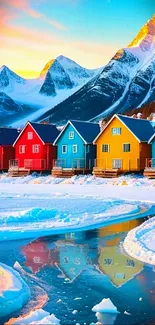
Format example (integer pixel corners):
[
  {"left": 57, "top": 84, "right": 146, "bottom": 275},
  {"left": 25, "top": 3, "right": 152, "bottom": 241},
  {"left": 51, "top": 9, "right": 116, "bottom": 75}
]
[
  {"left": 123, "top": 217, "right": 155, "bottom": 265},
  {"left": 9, "top": 309, "right": 60, "bottom": 325},
  {"left": 0, "top": 263, "right": 30, "bottom": 319}
]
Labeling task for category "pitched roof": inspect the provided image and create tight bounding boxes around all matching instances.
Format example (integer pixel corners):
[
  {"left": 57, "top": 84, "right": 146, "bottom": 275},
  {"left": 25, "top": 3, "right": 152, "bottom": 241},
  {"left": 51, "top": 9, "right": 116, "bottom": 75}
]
[
  {"left": 30, "top": 122, "right": 60, "bottom": 143},
  {"left": 0, "top": 127, "right": 19, "bottom": 145},
  {"left": 117, "top": 115, "right": 155, "bottom": 142},
  {"left": 54, "top": 120, "right": 100, "bottom": 144}
]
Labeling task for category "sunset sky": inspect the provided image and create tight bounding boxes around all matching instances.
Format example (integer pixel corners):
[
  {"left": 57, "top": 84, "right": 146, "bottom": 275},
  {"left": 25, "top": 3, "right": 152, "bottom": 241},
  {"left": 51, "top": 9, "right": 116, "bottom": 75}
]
[{"left": 1, "top": 0, "right": 154, "bottom": 78}]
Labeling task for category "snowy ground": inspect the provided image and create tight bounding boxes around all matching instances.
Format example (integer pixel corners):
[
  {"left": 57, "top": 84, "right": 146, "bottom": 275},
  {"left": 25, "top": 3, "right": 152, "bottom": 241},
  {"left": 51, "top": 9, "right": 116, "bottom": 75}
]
[
  {"left": 0, "top": 263, "right": 30, "bottom": 319},
  {"left": 123, "top": 216, "right": 155, "bottom": 265}
]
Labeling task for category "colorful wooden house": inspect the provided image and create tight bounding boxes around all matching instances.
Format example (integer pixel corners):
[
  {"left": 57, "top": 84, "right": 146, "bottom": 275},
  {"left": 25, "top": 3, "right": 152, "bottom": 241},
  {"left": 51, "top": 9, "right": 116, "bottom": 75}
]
[
  {"left": 0, "top": 127, "right": 19, "bottom": 171},
  {"left": 22, "top": 241, "right": 50, "bottom": 274},
  {"left": 52, "top": 120, "right": 100, "bottom": 177},
  {"left": 9, "top": 122, "right": 59, "bottom": 176},
  {"left": 93, "top": 114, "right": 155, "bottom": 177}
]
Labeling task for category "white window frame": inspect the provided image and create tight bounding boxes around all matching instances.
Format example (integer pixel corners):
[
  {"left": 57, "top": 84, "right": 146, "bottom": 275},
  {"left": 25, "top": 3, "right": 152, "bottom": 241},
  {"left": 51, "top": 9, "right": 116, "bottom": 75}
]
[
  {"left": 72, "top": 144, "right": 77, "bottom": 153},
  {"left": 62, "top": 145, "right": 67, "bottom": 154},
  {"left": 102, "top": 144, "right": 110, "bottom": 153},
  {"left": 112, "top": 159, "right": 122, "bottom": 169},
  {"left": 123, "top": 143, "right": 130, "bottom": 152},
  {"left": 112, "top": 127, "right": 121, "bottom": 135},
  {"left": 28, "top": 132, "right": 33, "bottom": 140},
  {"left": 69, "top": 131, "right": 74, "bottom": 139},
  {"left": 32, "top": 144, "right": 40, "bottom": 153},
  {"left": 19, "top": 145, "right": 26, "bottom": 154}
]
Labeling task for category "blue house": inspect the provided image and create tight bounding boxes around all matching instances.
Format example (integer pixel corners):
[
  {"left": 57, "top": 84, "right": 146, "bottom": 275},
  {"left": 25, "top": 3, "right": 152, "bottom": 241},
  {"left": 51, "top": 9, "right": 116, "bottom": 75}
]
[{"left": 53, "top": 120, "right": 100, "bottom": 169}]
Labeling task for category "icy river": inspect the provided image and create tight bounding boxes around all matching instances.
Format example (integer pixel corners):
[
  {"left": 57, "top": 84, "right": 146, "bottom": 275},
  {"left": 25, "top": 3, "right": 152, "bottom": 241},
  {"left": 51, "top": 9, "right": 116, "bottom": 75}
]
[{"left": 0, "top": 217, "right": 155, "bottom": 325}]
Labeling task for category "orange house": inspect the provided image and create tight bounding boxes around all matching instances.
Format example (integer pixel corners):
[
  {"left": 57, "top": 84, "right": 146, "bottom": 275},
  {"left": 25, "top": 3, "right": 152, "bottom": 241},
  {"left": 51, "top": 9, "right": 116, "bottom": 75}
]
[{"left": 93, "top": 114, "right": 154, "bottom": 173}]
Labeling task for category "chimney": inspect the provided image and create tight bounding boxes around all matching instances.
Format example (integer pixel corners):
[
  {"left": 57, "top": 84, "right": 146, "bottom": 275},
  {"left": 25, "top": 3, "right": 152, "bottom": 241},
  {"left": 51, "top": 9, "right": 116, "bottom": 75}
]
[
  {"left": 99, "top": 119, "right": 106, "bottom": 131},
  {"left": 137, "top": 112, "right": 142, "bottom": 119}
]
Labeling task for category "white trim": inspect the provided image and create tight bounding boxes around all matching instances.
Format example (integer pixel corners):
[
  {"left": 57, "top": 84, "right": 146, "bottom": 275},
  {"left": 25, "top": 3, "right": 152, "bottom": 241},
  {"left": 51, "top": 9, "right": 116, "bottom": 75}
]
[
  {"left": 19, "top": 145, "right": 26, "bottom": 154},
  {"left": 32, "top": 144, "right": 40, "bottom": 153},
  {"left": 148, "top": 133, "right": 155, "bottom": 144},
  {"left": 112, "top": 158, "right": 122, "bottom": 169},
  {"left": 53, "top": 121, "right": 87, "bottom": 145},
  {"left": 62, "top": 145, "right": 67, "bottom": 154},
  {"left": 13, "top": 122, "right": 45, "bottom": 146},
  {"left": 93, "top": 114, "right": 141, "bottom": 144},
  {"left": 72, "top": 144, "right": 77, "bottom": 153}
]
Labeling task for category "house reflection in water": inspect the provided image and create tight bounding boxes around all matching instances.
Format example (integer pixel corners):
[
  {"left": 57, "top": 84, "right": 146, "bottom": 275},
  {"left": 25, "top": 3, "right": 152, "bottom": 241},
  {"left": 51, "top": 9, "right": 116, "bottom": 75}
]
[
  {"left": 22, "top": 240, "right": 59, "bottom": 274},
  {"left": 98, "top": 220, "right": 144, "bottom": 287},
  {"left": 55, "top": 240, "right": 91, "bottom": 282}
]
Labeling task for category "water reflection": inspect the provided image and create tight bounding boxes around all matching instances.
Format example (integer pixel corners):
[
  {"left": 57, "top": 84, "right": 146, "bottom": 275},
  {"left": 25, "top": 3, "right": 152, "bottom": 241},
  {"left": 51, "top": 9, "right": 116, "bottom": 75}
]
[{"left": 1, "top": 217, "right": 155, "bottom": 324}]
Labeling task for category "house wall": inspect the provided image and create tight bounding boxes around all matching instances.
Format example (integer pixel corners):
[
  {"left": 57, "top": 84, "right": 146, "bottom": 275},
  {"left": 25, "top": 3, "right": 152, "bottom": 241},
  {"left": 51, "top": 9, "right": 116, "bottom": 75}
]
[
  {"left": 96, "top": 117, "right": 140, "bottom": 171},
  {"left": 85, "top": 144, "right": 97, "bottom": 169},
  {"left": 0, "top": 146, "right": 15, "bottom": 170},
  {"left": 140, "top": 143, "right": 151, "bottom": 169},
  {"left": 56, "top": 124, "right": 85, "bottom": 168},
  {"left": 15, "top": 124, "right": 56, "bottom": 170}
]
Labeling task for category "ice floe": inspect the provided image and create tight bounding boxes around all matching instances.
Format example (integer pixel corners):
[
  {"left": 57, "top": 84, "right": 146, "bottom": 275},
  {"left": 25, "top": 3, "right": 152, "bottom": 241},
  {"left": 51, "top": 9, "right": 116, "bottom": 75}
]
[
  {"left": 0, "top": 263, "right": 30, "bottom": 319},
  {"left": 123, "top": 216, "right": 155, "bottom": 265}
]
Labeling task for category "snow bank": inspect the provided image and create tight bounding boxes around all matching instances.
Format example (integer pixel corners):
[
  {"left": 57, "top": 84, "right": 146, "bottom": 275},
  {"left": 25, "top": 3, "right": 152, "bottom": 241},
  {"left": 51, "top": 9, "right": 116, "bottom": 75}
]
[
  {"left": 0, "top": 200, "right": 144, "bottom": 241},
  {"left": 0, "top": 263, "right": 30, "bottom": 319},
  {"left": 0, "top": 173, "right": 154, "bottom": 187},
  {"left": 123, "top": 217, "right": 155, "bottom": 265},
  {"left": 9, "top": 309, "right": 60, "bottom": 325},
  {"left": 92, "top": 298, "right": 120, "bottom": 314}
]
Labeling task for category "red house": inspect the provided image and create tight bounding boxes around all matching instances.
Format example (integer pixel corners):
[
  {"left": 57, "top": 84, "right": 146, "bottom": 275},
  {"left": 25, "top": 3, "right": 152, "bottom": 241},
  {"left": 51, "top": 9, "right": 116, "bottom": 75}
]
[
  {"left": 10, "top": 122, "right": 59, "bottom": 172},
  {"left": 0, "top": 127, "right": 19, "bottom": 171}
]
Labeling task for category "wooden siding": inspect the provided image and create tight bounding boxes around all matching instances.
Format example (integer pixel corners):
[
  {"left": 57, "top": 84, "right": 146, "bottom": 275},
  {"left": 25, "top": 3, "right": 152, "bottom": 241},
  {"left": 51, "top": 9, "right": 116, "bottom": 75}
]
[{"left": 0, "top": 146, "right": 15, "bottom": 170}]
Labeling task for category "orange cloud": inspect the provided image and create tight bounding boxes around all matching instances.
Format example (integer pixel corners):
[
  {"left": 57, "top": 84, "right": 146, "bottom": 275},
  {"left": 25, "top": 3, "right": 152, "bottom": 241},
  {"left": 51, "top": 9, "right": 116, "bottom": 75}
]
[{"left": 1, "top": 0, "right": 66, "bottom": 31}]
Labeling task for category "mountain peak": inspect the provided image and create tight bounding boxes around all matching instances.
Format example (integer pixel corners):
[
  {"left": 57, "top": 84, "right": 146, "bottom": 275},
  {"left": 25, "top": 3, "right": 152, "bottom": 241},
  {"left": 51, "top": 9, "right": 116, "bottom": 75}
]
[
  {"left": 0, "top": 65, "right": 10, "bottom": 73},
  {"left": 128, "top": 14, "right": 155, "bottom": 52}
]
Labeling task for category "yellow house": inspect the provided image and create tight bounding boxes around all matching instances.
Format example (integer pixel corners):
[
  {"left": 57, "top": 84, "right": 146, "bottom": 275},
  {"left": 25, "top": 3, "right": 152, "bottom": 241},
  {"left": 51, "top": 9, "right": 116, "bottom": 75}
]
[{"left": 93, "top": 114, "right": 154, "bottom": 174}]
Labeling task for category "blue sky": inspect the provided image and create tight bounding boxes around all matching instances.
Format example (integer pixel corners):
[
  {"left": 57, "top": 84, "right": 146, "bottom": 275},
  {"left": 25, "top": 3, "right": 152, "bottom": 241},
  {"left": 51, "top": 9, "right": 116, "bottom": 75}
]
[{"left": 1, "top": 0, "right": 154, "bottom": 77}]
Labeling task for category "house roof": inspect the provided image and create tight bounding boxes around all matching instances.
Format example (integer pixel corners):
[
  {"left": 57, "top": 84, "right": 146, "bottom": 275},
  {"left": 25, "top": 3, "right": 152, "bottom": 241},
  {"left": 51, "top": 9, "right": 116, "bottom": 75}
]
[
  {"left": 0, "top": 127, "right": 19, "bottom": 145},
  {"left": 54, "top": 120, "right": 100, "bottom": 144},
  {"left": 30, "top": 122, "right": 60, "bottom": 143},
  {"left": 94, "top": 114, "right": 155, "bottom": 143},
  {"left": 13, "top": 122, "right": 60, "bottom": 145},
  {"left": 118, "top": 115, "right": 155, "bottom": 142}
]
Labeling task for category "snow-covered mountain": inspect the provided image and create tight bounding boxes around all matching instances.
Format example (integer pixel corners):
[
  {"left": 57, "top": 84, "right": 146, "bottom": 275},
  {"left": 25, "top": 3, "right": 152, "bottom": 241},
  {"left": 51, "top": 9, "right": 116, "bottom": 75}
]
[
  {"left": 0, "top": 66, "right": 26, "bottom": 92},
  {"left": 0, "top": 92, "right": 23, "bottom": 116},
  {"left": 38, "top": 14, "right": 155, "bottom": 124},
  {"left": 0, "top": 55, "right": 99, "bottom": 125},
  {"left": 39, "top": 55, "right": 98, "bottom": 95}
]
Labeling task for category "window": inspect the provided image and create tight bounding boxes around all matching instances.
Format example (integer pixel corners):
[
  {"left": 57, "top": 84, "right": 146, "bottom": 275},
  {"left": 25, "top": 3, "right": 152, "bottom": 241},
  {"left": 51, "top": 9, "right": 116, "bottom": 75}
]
[
  {"left": 28, "top": 132, "right": 33, "bottom": 140},
  {"left": 114, "top": 273, "right": 125, "bottom": 279},
  {"left": 69, "top": 131, "right": 74, "bottom": 139},
  {"left": 63, "top": 257, "right": 69, "bottom": 264},
  {"left": 112, "top": 127, "right": 121, "bottom": 135},
  {"left": 62, "top": 145, "right": 67, "bottom": 154},
  {"left": 126, "top": 259, "right": 135, "bottom": 267},
  {"left": 123, "top": 143, "right": 130, "bottom": 152},
  {"left": 86, "top": 145, "right": 90, "bottom": 153},
  {"left": 72, "top": 145, "right": 77, "bottom": 153},
  {"left": 19, "top": 145, "right": 26, "bottom": 154},
  {"left": 112, "top": 159, "right": 122, "bottom": 169},
  {"left": 102, "top": 144, "right": 109, "bottom": 152},
  {"left": 104, "top": 258, "right": 113, "bottom": 266},
  {"left": 74, "top": 258, "right": 80, "bottom": 265},
  {"left": 32, "top": 144, "right": 40, "bottom": 153}
]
